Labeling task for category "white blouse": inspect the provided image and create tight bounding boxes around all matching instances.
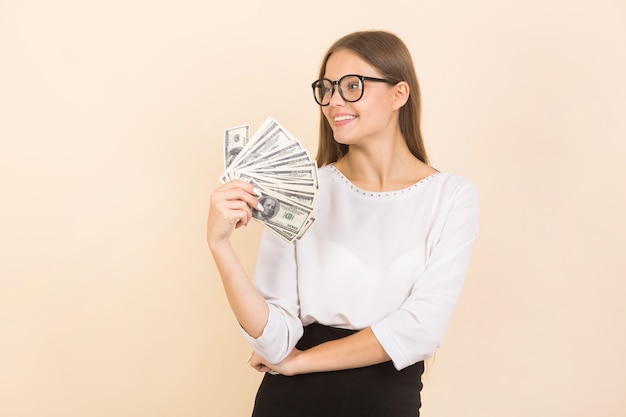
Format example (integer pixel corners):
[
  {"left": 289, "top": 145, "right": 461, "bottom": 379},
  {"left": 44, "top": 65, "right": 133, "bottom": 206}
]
[{"left": 243, "top": 164, "right": 480, "bottom": 370}]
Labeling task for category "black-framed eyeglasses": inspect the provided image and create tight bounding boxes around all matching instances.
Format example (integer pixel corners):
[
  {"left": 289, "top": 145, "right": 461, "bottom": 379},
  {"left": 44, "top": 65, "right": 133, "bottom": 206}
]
[{"left": 311, "top": 74, "right": 395, "bottom": 106}]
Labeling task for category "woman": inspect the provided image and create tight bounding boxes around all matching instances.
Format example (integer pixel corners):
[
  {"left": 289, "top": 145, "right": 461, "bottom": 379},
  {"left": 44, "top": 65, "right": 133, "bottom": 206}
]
[{"left": 207, "top": 30, "right": 479, "bottom": 417}]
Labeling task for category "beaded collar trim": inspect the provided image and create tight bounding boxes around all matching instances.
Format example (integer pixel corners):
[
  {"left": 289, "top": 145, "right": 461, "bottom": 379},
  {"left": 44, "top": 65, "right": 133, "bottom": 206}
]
[{"left": 328, "top": 165, "right": 441, "bottom": 198}]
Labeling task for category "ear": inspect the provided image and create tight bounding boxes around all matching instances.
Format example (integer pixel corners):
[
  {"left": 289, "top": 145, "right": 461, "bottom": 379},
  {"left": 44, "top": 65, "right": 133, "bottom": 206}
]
[{"left": 392, "top": 81, "right": 410, "bottom": 110}]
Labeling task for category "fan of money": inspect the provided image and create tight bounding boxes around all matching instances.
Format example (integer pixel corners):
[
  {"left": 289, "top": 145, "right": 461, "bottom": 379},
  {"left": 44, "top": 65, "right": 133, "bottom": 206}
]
[{"left": 221, "top": 117, "right": 318, "bottom": 243}]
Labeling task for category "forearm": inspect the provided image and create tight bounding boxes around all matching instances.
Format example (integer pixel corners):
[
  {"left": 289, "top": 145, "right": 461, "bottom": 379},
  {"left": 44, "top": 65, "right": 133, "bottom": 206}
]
[
  {"left": 209, "top": 239, "right": 268, "bottom": 338},
  {"left": 295, "top": 327, "right": 390, "bottom": 374}
]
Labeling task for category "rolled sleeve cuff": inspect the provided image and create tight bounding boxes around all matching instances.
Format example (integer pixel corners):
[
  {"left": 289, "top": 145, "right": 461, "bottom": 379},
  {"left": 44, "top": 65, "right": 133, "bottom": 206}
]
[
  {"left": 240, "top": 305, "right": 300, "bottom": 365},
  {"left": 371, "top": 321, "right": 410, "bottom": 370},
  {"left": 371, "top": 321, "right": 434, "bottom": 371}
]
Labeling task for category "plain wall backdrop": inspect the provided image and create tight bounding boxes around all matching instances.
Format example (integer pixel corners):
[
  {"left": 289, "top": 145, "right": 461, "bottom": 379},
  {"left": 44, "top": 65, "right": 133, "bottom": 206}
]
[{"left": 1, "top": 0, "right": 625, "bottom": 416}]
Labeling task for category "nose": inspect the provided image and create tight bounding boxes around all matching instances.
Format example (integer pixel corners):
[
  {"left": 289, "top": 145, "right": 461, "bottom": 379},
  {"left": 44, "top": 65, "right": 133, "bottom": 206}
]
[{"left": 328, "top": 83, "right": 345, "bottom": 106}]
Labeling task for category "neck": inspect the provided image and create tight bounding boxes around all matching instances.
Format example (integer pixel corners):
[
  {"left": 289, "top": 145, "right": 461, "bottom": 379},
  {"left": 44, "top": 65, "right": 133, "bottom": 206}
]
[{"left": 335, "top": 137, "right": 433, "bottom": 192}]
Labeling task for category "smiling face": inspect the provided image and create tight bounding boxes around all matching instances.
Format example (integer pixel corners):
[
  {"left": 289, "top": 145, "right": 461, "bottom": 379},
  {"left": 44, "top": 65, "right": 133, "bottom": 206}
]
[
  {"left": 314, "top": 31, "right": 428, "bottom": 167},
  {"left": 321, "top": 49, "right": 401, "bottom": 150}
]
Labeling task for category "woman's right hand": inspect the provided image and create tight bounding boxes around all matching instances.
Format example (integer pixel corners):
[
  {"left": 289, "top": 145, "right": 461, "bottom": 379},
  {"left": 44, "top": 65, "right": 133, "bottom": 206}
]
[{"left": 206, "top": 180, "right": 263, "bottom": 248}]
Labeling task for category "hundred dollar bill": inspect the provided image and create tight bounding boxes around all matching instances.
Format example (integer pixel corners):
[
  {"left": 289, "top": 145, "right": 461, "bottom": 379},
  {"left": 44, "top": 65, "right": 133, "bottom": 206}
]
[
  {"left": 251, "top": 193, "right": 314, "bottom": 236},
  {"left": 223, "top": 124, "right": 250, "bottom": 169},
  {"left": 269, "top": 189, "right": 316, "bottom": 210},
  {"left": 230, "top": 127, "right": 299, "bottom": 173},
  {"left": 250, "top": 150, "right": 312, "bottom": 170},
  {"left": 247, "top": 177, "right": 316, "bottom": 210},
  {"left": 264, "top": 222, "right": 299, "bottom": 243},
  {"left": 236, "top": 174, "right": 317, "bottom": 211},
  {"left": 265, "top": 215, "right": 315, "bottom": 243},
  {"left": 255, "top": 176, "right": 317, "bottom": 196},
  {"left": 296, "top": 217, "right": 315, "bottom": 240},
  {"left": 248, "top": 172, "right": 318, "bottom": 189},
  {"left": 251, "top": 161, "right": 319, "bottom": 180},
  {"left": 226, "top": 118, "right": 279, "bottom": 170}
]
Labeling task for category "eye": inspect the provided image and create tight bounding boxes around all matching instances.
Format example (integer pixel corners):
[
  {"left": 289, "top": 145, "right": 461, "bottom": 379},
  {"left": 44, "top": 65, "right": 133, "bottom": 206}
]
[{"left": 316, "top": 81, "right": 331, "bottom": 93}]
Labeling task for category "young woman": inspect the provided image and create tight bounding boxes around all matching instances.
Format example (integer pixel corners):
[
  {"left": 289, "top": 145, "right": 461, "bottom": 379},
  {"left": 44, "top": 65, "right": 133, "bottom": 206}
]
[{"left": 207, "top": 30, "right": 479, "bottom": 417}]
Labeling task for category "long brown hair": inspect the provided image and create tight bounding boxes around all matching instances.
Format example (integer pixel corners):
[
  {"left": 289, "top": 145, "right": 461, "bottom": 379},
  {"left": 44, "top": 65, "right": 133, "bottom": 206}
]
[{"left": 314, "top": 30, "right": 429, "bottom": 167}]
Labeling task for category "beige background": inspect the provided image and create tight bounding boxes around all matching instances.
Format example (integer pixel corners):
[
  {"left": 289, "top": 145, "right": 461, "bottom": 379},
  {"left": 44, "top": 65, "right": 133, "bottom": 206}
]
[{"left": 1, "top": 0, "right": 625, "bottom": 416}]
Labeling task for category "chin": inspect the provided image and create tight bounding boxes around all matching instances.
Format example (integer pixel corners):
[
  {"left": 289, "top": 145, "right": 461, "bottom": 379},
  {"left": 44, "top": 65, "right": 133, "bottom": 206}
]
[
  {"left": 333, "top": 137, "right": 353, "bottom": 147},
  {"left": 333, "top": 133, "right": 360, "bottom": 147},
  {"left": 331, "top": 129, "right": 354, "bottom": 144}
]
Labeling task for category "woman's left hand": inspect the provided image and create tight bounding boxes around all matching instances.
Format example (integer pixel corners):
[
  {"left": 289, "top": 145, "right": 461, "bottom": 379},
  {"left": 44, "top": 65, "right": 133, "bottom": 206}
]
[{"left": 248, "top": 349, "right": 304, "bottom": 377}]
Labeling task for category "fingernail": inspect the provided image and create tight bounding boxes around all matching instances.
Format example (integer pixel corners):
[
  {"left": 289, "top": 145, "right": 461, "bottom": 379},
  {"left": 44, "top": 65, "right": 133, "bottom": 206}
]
[
  {"left": 253, "top": 187, "right": 262, "bottom": 197},
  {"left": 256, "top": 203, "right": 264, "bottom": 212}
]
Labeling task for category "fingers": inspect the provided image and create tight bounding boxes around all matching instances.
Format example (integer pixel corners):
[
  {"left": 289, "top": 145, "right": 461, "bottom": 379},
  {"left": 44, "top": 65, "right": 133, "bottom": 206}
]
[
  {"left": 254, "top": 364, "right": 273, "bottom": 373},
  {"left": 248, "top": 351, "right": 278, "bottom": 374},
  {"left": 207, "top": 180, "right": 263, "bottom": 243},
  {"left": 212, "top": 180, "right": 263, "bottom": 213},
  {"left": 213, "top": 198, "right": 253, "bottom": 225},
  {"left": 220, "top": 180, "right": 263, "bottom": 203}
]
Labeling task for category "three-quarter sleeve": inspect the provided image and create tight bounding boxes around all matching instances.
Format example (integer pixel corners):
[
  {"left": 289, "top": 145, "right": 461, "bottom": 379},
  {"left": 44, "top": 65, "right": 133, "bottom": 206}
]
[
  {"left": 371, "top": 182, "right": 480, "bottom": 370},
  {"left": 241, "top": 230, "right": 304, "bottom": 364}
]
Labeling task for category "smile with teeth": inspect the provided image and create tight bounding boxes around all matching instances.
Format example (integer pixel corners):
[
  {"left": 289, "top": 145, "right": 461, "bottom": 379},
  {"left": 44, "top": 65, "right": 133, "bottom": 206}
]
[{"left": 334, "top": 115, "right": 357, "bottom": 122}]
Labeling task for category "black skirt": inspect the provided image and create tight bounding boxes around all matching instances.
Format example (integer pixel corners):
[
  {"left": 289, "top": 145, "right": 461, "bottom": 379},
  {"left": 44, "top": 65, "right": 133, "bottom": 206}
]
[{"left": 251, "top": 323, "right": 424, "bottom": 417}]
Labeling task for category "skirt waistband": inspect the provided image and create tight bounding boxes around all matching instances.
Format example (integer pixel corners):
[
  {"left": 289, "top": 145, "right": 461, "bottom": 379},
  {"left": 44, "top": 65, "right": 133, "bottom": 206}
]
[{"left": 252, "top": 322, "right": 424, "bottom": 417}]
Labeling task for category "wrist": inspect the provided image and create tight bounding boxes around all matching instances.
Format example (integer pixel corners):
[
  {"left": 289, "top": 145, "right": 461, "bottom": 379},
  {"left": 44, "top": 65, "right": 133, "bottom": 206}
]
[
  {"left": 285, "top": 348, "right": 308, "bottom": 376},
  {"left": 208, "top": 237, "right": 232, "bottom": 253},
  {"left": 295, "top": 349, "right": 308, "bottom": 375}
]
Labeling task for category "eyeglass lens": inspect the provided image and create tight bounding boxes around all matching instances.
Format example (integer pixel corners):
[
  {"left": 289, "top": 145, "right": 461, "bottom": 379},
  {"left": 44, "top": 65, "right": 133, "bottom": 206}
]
[{"left": 313, "top": 75, "right": 364, "bottom": 106}]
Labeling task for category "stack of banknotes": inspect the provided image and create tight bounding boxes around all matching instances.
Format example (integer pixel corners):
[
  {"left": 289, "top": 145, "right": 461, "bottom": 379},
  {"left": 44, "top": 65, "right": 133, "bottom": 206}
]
[{"left": 221, "top": 117, "right": 319, "bottom": 242}]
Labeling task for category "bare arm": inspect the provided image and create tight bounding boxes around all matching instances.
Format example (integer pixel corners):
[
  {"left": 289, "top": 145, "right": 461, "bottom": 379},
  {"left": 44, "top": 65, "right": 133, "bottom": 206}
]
[
  {"left": 249, "top": 327, "right": 391, "bottom": 376},
  {"left": 207, "top": 180, "right": 268, "bottom": 338}
]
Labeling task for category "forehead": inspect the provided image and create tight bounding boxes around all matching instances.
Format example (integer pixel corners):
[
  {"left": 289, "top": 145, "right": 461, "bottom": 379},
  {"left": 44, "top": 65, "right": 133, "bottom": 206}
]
[{"left": 324, "top": 49, "right": 380, "bottom": 79}]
